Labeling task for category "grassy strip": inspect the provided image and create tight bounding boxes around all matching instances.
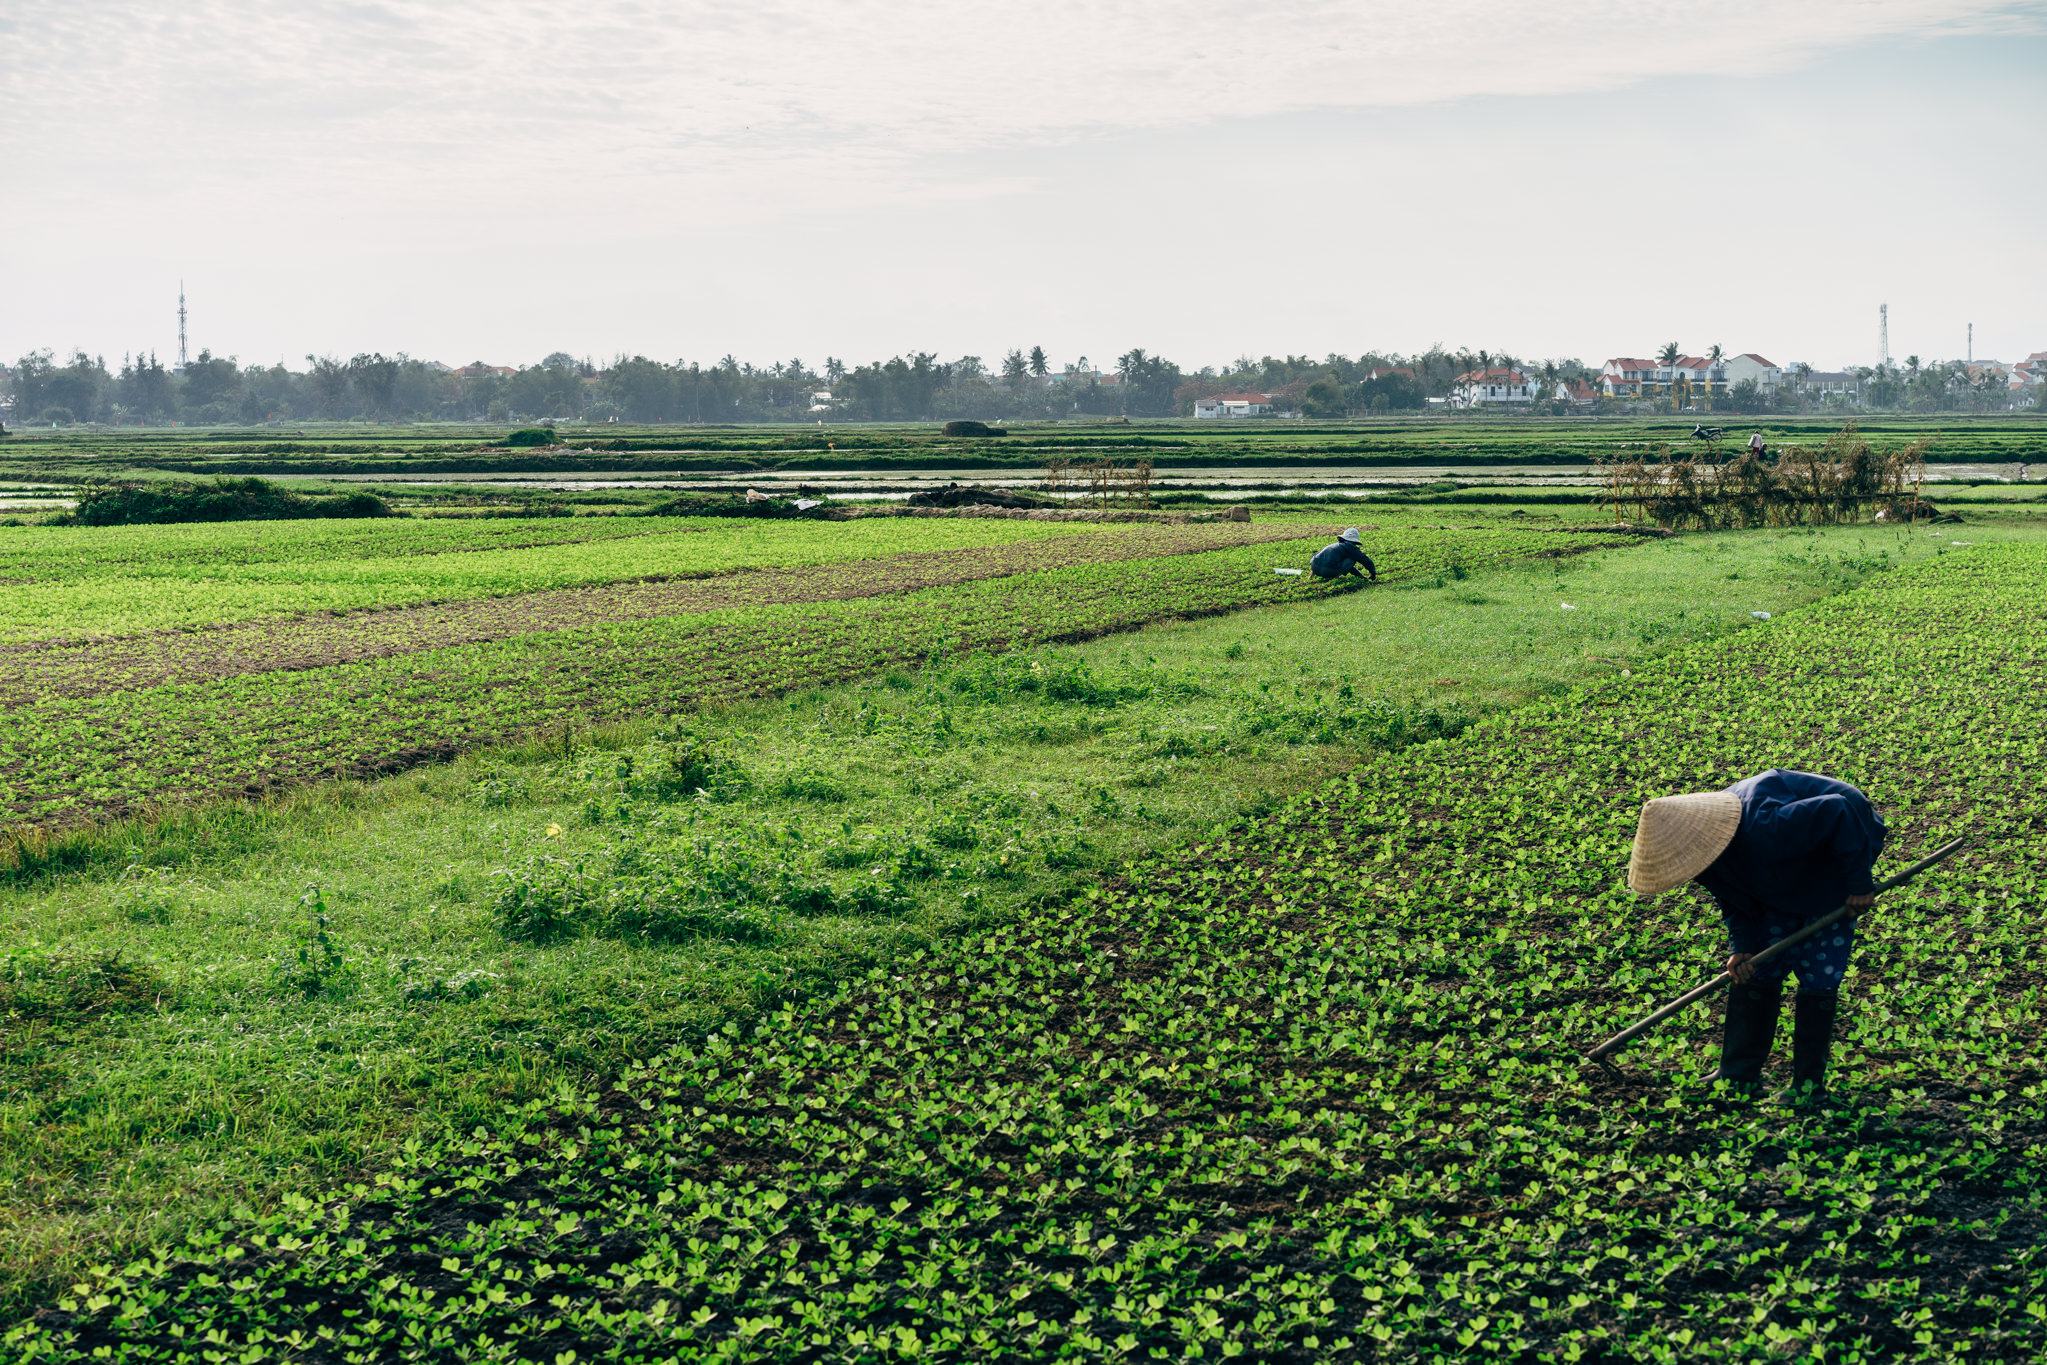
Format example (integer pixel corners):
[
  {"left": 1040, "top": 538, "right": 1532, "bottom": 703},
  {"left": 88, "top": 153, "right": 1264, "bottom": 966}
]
[
  {"left": 0, "top": 524, "right": 1912, "bottom": 1325},
  {"left": 9, "top": 531, "right": 2038, "bottom": 1360}
]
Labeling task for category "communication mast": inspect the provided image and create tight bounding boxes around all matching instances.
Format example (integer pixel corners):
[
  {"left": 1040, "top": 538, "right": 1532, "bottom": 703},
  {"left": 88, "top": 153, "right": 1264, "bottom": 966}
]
[
  {"left": 1879, "top": 302, "right": 1889, "bottom": 368},
  {"left": 1968, "top": 323, "right": 1973, "bottom": 365},
  {"left": 177, "top": 281, "right": 189, "bottom": 371}
]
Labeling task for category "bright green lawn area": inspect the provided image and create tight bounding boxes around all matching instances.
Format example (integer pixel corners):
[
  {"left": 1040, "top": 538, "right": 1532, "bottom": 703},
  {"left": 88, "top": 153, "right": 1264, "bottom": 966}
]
[{"left": 0, "top": 519, "right": 1962, "bottom": 1318}]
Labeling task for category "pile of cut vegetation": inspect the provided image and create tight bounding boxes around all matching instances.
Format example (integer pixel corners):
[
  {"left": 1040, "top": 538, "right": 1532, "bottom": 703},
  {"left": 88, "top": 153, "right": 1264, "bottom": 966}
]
[
  {"left": 905, "top": 483, "right": 1046, "bottom": 509},
  {"left": 60, "top": 477, "right": 395, "bottom": 527},
  {"left": 639, "top": 493, "right": 830, "bottom": 519}
]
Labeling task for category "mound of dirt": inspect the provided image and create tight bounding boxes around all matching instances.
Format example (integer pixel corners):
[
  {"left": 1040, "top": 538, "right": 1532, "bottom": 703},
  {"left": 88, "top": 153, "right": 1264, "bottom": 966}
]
[
  {"left": 905, "top": 483, "right": 1047, "bottom": 509},
  {"left": 1875, "top": 497, "right": 1960, "bottom": 524}
]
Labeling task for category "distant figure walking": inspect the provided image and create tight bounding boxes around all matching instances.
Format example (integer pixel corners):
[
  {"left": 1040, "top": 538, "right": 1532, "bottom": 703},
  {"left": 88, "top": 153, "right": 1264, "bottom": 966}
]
[
  {"left": 1310, "top": 527, "right": 1377, "bottom": 581},
  {"left": 1748, "top": 431, "right": 1767, "bottom": 457}
]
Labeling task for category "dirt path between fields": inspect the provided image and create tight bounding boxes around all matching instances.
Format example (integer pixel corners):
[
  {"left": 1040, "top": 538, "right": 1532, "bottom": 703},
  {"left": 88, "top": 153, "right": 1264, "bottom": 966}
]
[{"left": 0, "top": 523, "right": 1333, "bottom": 705}]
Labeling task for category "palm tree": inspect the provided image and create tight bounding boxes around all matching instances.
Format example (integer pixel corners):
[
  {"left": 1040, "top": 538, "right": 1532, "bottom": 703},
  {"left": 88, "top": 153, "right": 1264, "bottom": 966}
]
[
  {"left": 1655, "top": 342, "right": 1681, "bottom": 401},
  {"left": 1495, "top": 353, "right": 1521, "bottom": 402},
  {"left": 1699, "top": 344, "right": 1725, "bottom": 407}
]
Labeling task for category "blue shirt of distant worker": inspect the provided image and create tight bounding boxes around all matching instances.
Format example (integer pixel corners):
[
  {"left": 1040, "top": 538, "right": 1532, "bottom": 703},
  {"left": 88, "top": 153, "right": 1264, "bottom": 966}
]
[{"left": 1310, "top": 527, "right": 1377, "bottom": 581}]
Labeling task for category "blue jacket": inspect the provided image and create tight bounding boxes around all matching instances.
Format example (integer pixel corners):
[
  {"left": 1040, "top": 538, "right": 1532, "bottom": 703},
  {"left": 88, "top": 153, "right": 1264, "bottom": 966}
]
[
  {"left": 1696, "top": 769, "right": 1886, "bottom": 927},
  {"left": 1311, "top": 541, "right": 1375, "bottom": 579}
]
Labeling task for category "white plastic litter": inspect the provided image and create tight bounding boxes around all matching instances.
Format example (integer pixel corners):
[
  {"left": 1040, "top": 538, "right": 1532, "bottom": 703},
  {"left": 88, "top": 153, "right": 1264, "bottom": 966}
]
[
  {"left": 1750, "top": 611, "right": 1772, "bottom": 620},
  {"left": 1951, "top": 541, "right": 1973, "bottom": 546},
  {"left": 794, "top": 498, "right": 821, "bottom": 510},
  {"left": 1560, "top": 603, "right": 1576, "bottom": 611},
  {"left": 1274, "top": 567, "right": 1304, "bottom": 576}
]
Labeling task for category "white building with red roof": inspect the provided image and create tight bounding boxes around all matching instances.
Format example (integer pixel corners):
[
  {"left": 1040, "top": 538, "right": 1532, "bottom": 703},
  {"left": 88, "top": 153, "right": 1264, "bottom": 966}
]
[
  {"left": 1450, "top": 367, "right": 1532, "bottom": 408},
  {"left": 1600, "top": 358, "right": 1659, "bottom": 397},
  {"left": 1666, "top": 354, "right": 1728, "bottom": 394},
  {"left": 1723, "top": 353, "right": 1783, "bottom": 393},
  {"left": 1192, "top": 391, "right": 1277, "bottom": 418},
  {"left": 1602, "top": 353, "right": 1734, "bottom": 399}
]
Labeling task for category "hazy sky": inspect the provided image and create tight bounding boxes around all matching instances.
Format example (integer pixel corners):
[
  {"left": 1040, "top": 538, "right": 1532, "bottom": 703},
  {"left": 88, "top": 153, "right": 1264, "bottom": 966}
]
[{"left": 6, "top": 1, "right": 2044, "bottom": 372}]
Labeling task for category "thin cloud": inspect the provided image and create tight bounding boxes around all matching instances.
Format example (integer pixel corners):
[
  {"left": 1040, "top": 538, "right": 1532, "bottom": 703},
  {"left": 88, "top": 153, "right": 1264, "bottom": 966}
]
[{"left": 9, "top": 0, "right": 2039, "bottom": 206}]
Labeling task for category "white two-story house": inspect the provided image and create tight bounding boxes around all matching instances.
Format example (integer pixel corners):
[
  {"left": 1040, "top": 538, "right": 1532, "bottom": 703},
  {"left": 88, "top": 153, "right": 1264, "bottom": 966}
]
[
  {"left": 1600, "top": 358, "right": 1659, "bottom": 398},
  {"left": 1450, "top": 368, "right": 1533, "bottom": 408},
  {"left": 1721, "top": 353, "right": 1782, "bottom": 394}
]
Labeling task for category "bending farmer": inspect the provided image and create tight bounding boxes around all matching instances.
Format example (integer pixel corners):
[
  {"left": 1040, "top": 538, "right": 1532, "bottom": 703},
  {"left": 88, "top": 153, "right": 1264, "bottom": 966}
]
[
  {"left": 1627, "top": 769, "right": 1886, "bottom": 1101},
  {"left": 1311, "top": 527, "right": 1377, "bottom": 581}
]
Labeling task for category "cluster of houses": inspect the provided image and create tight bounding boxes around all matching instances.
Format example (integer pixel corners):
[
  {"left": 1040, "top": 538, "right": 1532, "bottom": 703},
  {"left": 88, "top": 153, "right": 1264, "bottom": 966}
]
[
  {"left": 1458, "top": 353, "right": 1830, "bottom": 407},
  {"left": 1596, "top": 353, "right": 1787, "bottom": 400},
  {"left": 1965, "top": 353, "right": 2047, "bottom": 391},
  {"left": 1189, "top": 348, "right": 2047, "bottom": 417}
]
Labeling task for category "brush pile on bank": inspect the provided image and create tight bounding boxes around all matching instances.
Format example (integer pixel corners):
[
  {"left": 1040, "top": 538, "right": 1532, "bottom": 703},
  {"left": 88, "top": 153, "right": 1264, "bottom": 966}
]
[{"left": 59, "top": 478, "right": 395, "bottom": 526}]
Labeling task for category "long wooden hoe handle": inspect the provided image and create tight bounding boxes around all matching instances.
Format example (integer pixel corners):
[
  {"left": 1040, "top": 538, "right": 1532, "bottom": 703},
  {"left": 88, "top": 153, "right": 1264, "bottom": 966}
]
[{"left": 1585, "top": 836, "right": 1968, "bottom": 1065}]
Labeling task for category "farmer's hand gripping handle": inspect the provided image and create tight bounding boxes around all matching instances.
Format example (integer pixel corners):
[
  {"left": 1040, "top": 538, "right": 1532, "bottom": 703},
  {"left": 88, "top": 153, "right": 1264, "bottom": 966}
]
[{"left": 1585, "top": 836, "right": 1967, "bottom": 1065}]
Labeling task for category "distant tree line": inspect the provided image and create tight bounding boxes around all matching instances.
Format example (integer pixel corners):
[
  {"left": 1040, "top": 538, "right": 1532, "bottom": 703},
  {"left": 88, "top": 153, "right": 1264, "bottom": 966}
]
[{"left": 5, "top": 343, "right": 2034, "bottom": 428}]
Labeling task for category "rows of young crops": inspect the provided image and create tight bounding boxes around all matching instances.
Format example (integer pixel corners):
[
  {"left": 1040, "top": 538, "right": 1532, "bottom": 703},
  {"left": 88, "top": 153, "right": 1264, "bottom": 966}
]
[
  {"left": 0, "top": 525, "right": 1618, "bottom": 827},
  {"left": 0, "top": 524, "right": 1334, "bottom": 706},
  {"left": 0, "top": 517, "right": 1101, "bottom": 641},
  {"left": 0, "top": 515, "right": 660, "bottom": 580},
  {"left": 13, "top": 541, "right": 2039, "bottom": 1361}
]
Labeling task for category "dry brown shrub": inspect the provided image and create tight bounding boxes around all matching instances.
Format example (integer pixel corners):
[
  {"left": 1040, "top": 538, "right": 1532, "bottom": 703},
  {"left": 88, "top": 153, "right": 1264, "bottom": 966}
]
[{"left": 1594, "top": 423, "right": 1930, "bottom": 530}]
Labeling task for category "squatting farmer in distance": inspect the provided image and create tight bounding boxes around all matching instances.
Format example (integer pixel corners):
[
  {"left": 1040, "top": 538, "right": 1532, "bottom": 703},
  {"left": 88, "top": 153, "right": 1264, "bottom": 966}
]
[
  {"left": 1627, "top": 769, "right": 1887, "bottom": 1102},
  {"left": 1311, "top": 527, "right": 1377, "bottom": 582}
]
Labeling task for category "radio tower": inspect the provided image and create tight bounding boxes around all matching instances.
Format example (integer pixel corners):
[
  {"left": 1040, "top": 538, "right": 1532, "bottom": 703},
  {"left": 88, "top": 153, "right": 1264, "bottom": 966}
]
[
  {"left": 1879, "top": 302, "right": 1889, "bottom": 368},
  {"left": 1968, "top": 323, "right": 1973, "bottom": 365},
  {"left": 177, "top": 281, "right": 189, "bottom": 371}
]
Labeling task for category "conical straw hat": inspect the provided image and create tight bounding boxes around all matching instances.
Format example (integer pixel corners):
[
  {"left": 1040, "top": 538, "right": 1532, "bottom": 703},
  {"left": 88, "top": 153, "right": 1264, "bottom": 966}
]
[{"left": 1627, "top": 790, "right": 1741, "bottom": 895}]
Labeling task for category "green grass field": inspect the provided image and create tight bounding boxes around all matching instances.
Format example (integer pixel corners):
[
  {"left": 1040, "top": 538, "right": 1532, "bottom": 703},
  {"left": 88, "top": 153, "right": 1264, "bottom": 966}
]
[
  {"left": 1, "top": 415, "right": 2039, "bottom": 484},
  {"left": 3, "top": 496, "right": 2044, "bottom": 1359}
]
